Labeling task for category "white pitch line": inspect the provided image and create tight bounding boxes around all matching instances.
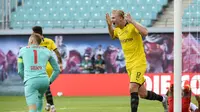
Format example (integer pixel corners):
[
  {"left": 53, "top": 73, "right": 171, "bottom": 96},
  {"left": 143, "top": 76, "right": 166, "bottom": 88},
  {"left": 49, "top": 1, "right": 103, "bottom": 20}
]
[
  {"left": 8, "top": 106, "right": 127, "bottom": 112},
  {"left": 59, "top": 107, "right": 67, "bottom": 110},
  {"left": 8, "top": 107, "right": 68, "bottom": 112},
  {"left": 8, "top": 111, "right": 26, "bottom": 112}
]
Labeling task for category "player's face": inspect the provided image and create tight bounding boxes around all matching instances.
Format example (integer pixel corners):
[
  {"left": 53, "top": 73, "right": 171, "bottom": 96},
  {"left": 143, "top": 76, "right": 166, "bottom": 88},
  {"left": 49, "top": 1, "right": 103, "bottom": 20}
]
[{"left": 111, "top": 13, "right": 121, "bottom": 28}]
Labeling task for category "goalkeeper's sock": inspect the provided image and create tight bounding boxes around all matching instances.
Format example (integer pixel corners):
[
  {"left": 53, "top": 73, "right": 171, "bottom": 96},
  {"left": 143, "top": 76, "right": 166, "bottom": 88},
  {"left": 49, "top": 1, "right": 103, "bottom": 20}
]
[
  {"left": 144, "top": 91, "right": 163, "bottom": 102},
  {"left": 131, "top": 92, "right": 139, "bottom": 112},
  {"left": 45, "top": 87, "right": 54, "bottom": 105}
]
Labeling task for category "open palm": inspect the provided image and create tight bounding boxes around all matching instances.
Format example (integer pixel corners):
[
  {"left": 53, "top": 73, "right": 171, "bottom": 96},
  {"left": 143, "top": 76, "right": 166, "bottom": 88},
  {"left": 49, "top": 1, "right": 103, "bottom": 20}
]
[
  {"left": 125, "top": 13, "right": 133, "bottom": 23},
  {"left": 106, "top": 13, "right": 112, "bottom": 26}
]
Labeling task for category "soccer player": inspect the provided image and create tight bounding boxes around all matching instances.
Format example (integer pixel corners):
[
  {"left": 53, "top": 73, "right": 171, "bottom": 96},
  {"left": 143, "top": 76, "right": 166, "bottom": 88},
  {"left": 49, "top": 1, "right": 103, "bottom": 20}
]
[
  {"left": 17, "top": 33, "right": 60, "bottom": 112},
  {"left": 32, "top": 26, "right": 62, "bottom": 112},
  {"left": 105, "top": 10, "right": 168, "bottom": 112},
  {"left": 167, "top": 82, "right": 200, "bottom": 112}
]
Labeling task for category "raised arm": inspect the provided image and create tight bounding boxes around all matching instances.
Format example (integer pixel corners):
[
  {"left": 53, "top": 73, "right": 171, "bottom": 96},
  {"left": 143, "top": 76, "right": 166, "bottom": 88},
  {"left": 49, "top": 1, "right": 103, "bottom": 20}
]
[
  {"left": 48, "top": 52, "right": 60, "bottom": 83},
  {"left": 106, "top": 13, "right": 115, "bottom": 39},
  {"left": 125, "top": 13, "right": 148, "bottom": 37}
]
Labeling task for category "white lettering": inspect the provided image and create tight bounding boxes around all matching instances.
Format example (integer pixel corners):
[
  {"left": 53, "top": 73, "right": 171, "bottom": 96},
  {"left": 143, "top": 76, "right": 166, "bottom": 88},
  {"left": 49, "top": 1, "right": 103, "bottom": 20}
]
[
  {"left": 153, "top": 75, "right": 160, "bottom": 94},
  {"left": 191, "top": 75, "right": 200, "bottom": 95},
  {"left": 145, "top": 76, "right": 152, "bottom": 91},
  {"left": 161, "top": 75, "right": 171, "bottom": 94}
]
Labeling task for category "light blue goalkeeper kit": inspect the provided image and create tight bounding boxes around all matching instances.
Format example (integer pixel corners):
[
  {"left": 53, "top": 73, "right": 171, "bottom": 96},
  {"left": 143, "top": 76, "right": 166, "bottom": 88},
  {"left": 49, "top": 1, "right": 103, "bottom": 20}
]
[{"left": 17, "top": 45, "right": 60, "bottom": 112}]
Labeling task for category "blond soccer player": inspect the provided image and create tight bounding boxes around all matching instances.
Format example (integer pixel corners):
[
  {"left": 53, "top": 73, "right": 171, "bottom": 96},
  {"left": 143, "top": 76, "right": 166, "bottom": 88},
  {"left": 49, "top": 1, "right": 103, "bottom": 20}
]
[{"left": 105, "top": 10, "right": 168, "bottom": 112}]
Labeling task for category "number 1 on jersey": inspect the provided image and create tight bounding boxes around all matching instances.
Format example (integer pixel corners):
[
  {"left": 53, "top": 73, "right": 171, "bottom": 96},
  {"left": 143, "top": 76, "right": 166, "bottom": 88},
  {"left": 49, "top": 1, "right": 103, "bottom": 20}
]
[{"left": 33, "top": 50, "right": 38, "bottom": 64}]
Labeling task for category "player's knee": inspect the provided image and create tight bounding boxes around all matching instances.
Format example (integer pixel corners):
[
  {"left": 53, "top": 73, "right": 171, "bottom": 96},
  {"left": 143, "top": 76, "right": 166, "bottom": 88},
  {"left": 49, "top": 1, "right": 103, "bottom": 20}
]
[
  {"left": 137, "top": 83, "right": 147, "bottom": 98},
  {"left": 129, "top": 83, "right": 139, "bottom": 93},
  {"left": 138, "top": 91, "right": 147, "bottom": 98}
]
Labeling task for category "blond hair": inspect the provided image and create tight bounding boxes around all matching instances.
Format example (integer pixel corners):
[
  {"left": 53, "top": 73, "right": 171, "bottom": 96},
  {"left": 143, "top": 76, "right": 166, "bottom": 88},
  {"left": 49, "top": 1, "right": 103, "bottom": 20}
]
[
  {"left": 112, "top": 10, "right": 125, "bottom": 19},
  {"left": 30, "top": 33, "right": 42, "bottom": 44}
]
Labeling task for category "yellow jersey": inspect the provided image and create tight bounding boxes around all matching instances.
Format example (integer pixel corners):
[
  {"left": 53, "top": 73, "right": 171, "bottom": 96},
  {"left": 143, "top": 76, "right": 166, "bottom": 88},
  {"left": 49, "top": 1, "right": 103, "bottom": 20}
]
[
  {"left": 40, "top": 38, "right": 57, "bottom": 51},
  {"left": 113, "top": 23, "right": 147, "bottom": 69},
  {"left": 40, "top": 37, "right": 57, "bottom": 76}
]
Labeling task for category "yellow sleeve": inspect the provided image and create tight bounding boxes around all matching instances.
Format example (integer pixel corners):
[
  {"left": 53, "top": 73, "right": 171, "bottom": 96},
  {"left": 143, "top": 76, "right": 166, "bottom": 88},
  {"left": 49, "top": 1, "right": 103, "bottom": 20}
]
[
  {"left": 50, "top": 40, "right": 57, "bottom": 51},
  {"left": 113, "top": 28, "right": 118, "bottom": 40}
]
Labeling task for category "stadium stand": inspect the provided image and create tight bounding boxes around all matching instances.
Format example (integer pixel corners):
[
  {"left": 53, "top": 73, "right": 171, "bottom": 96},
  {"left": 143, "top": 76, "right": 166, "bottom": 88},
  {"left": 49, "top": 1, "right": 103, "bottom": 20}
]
[
  {"left": 10, "top": 0, "right": 168, "bottom": 29},
  {"left": 182, "top": 0, "right": 200, "bottom": 27}
]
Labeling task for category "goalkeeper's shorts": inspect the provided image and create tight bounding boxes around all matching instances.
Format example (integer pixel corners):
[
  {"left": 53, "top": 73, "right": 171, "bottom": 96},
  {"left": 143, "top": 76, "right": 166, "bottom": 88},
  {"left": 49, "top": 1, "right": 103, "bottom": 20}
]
[{"left": 24, "top": 77, "right": 49, "bottom": 106}]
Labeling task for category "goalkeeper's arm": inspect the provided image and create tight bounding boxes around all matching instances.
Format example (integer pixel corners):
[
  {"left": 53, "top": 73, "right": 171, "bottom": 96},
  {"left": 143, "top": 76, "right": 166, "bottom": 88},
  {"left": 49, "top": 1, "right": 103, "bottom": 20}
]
[{"left": 49, "top": 53, "right": 60, "bottom": 83}]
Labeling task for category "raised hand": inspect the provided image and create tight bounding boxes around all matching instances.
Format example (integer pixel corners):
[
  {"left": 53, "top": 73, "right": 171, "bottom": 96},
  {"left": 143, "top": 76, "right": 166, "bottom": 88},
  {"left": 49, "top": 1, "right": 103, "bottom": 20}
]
[
  {"left": 106, "top": 13, "right": 112, "bottom": 26},
  {"left": 125, "top": 13, "right": 133, "bottom": 23}
]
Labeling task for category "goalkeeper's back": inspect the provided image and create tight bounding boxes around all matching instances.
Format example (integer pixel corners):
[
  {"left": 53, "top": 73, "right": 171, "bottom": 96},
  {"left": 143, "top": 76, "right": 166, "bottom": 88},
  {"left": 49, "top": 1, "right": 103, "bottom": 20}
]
[{"left": 18, "top": 45, "right": 60, "bottom": 83}]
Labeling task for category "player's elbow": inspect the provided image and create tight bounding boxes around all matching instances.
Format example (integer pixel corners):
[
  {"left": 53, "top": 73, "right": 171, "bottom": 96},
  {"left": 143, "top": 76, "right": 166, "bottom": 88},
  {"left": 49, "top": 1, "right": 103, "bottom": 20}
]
[
  {"left": 109, "top": 33, "right": 114, "bottom": 39},
  {"left": 142, "top": 29, "right": 148, "bottom": 37}
]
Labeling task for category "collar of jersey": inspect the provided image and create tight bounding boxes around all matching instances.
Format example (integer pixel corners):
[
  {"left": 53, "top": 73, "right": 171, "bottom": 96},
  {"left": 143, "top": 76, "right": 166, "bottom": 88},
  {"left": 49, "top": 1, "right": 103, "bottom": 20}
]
[
  {"left": 30, "top": 44, "right": 39, "bottom": 47},
  {"left": 125, "top": 22, "right": 128, "bottom": 26},
  {"left": 117, "top": 22, "right": 129, "bottom": 29}
]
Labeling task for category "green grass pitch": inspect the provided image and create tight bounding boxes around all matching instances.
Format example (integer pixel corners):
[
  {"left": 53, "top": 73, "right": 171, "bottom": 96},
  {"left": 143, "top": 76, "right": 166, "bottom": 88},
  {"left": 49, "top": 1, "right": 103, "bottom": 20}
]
[{"left": 0, "top": 96, "right": 198, "bottom": 112}]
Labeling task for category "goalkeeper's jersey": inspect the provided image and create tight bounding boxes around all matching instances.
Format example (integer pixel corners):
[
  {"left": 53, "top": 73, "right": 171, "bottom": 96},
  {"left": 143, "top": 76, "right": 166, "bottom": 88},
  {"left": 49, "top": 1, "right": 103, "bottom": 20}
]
[{"left": 17, "top": 45, "right": 60, "bottom": 83}]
